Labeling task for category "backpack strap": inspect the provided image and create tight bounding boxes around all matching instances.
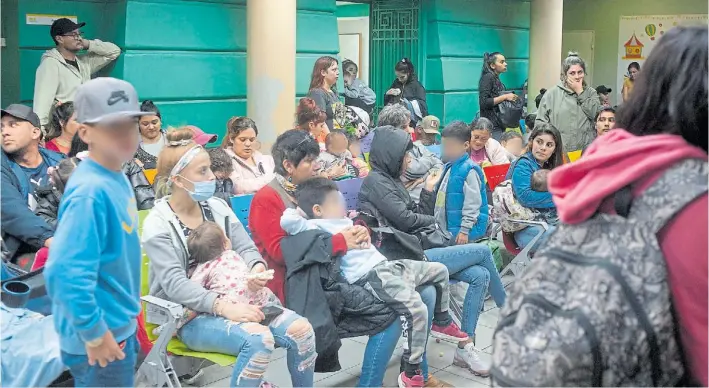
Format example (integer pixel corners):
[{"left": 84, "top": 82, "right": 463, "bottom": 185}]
[{"left": 629, "top": 158, "right": 708, "bottom": 233}]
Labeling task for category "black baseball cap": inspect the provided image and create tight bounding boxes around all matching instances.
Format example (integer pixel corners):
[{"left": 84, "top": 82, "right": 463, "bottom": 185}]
[
  {"left": 596, "top": 85, "right": 613, "bottom": 95},
  {"left": 1, "top": 104, "right": 41, "bottom": 128},
  {"left": 50, "top": 18, "right": 86, "bottom": 39}
]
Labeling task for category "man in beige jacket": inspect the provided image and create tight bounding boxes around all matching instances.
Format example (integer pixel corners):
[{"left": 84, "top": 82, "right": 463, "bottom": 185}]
[{"left": 33, "top": 18, "right": 121, "bottom": 128}]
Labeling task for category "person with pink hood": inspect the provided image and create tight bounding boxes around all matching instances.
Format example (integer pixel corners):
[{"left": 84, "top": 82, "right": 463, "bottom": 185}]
[{"left": 548, "top": 26, "right": 707, "bottom": 386}]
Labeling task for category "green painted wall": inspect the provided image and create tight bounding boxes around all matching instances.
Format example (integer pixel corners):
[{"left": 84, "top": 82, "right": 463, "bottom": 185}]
[
  {"left": 1, "top": 0, "right": 339, "bottom": 141},
  {"left": 424, "top": 0, "right": 530, "bottom": 125},
  {"left": 562, "top": 0, "right": 708, "bottom": 91},
  {"left": 1, "top": 0, "right": 123, "bottom": 107},
  {"left": 336, "top": 3, "right": 369, "bottom": 18}
]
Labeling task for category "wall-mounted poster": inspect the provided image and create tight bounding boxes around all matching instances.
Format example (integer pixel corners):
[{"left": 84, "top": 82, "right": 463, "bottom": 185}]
[{"left": 617, "top": 14, "right": 707, "bottom": 103}]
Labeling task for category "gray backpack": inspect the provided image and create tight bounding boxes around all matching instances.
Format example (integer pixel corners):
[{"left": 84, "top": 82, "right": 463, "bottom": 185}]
[{"left": 491, "top": 159, "right": 707, "bottom": 387}]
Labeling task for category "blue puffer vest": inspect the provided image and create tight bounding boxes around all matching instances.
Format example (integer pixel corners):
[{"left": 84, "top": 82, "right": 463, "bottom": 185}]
[{"left": 441, "top": 153, "right": 489, "bottom": 241}]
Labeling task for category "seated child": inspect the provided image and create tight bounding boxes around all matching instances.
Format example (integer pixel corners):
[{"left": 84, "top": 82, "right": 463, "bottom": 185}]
[
  {"left": 280, "top": 178, "right": 467, "bottom": 385},
  {"left": 530, "top": 169, "right": 559, "bottom": 225},
  {"left": 435, "top": 121, "right": 489, "bottom": 244},
  {"left": 346, "top": 133, "right": 370, "bottom": 177},
  {"left": 318, "top": 130, "right": 358, "bottom": 179},
  {"left": 187, "top": 221, "right": 278, "bottom": 306},
  {"left": 499, "top": 131, "right": 524, "bottom": 163},
  {"left": 207, "top": 147, "right": 235, "bottom": 204}
]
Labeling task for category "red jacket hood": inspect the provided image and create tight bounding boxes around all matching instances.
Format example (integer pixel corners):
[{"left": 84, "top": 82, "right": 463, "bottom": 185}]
[{"left": 548, "top": 129, "right": 707, "bottom": 224}]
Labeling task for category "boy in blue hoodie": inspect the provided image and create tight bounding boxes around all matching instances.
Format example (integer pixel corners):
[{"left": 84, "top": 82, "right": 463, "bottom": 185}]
[
  {"left": 45, "top": 77, "right": 145, "bottom": 387},
  {"left": 434, "top": 121, "right": 490, "bottom": 244}
]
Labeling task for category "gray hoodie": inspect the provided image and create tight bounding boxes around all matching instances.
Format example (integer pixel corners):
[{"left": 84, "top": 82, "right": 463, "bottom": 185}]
[
  {"left": 33, "top": 40, "right": 121, "bottom": 127},
  {"left": 141, "top": 197, "right": 265, "bottom": 314}
]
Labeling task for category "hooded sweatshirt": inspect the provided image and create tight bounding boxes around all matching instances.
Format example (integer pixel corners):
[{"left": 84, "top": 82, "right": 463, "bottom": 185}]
[
  {"left": 548, "top": 129, "right": 708, "bottom": 385},
  {"left": 33, "top": 41, "right": 121, "bottom": 127},
  {"left": 535, "top": 82, "right": 600, "bottom": 153}
]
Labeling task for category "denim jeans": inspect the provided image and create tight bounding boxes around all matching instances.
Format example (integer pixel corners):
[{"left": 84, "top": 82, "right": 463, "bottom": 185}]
[
  {"left": 60, "top": 333, "right": 139, "bottom": 388},
  {"left": 358, "top": 285, "right": 435, "bottom": 387},
  {"left": 425, "top": 244, "right": 507, "bottom": 337},
  {"left": 513, "top": 225, "right": 556, "bottom": 254},
  {"left": 178, "top": 309, "right": 316, "bottom": 387}
]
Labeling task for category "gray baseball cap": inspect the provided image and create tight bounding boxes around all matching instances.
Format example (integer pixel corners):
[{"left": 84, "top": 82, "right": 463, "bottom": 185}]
[
  {"left": 74, "top": 77, "right": 144, "bottom": 125},
  {"left": 1, "top": 104, "right": 40, "bottom": 128}
]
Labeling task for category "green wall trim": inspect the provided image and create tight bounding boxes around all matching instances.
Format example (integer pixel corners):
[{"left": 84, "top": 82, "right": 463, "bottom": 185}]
[
  {"left": 336, "top": 4, "right": 369, "bottom": 18},
  {"left": 425, "top": 0, "right": 529, "bottom": 125}
]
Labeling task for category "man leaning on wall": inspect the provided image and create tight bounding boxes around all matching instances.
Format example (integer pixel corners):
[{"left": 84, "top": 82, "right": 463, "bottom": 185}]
[{"left": 33, "top": 18, "right": 121, "bottom": 128}]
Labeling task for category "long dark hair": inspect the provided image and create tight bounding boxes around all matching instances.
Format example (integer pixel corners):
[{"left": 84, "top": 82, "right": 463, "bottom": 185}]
[
  {"left": 309, "top": 56, "right": 338, "bottom": 91},
  {"left": 394, "top": 58, "right": 417, "bottom": 81},
  {"left": 481, "top": 52, "right": 502, "bottom": 76},
  {"left": 616, "top": 26, "right": 707, "bottom": 152},
  {"left": 526, "top": 123, "right": 564, "bottom": 170},
  {"left": 68, "top": 132, "right": 88, "bottom": 157},
  {"left": 46, "top": 102, "right": 74, "bottom": 142}
]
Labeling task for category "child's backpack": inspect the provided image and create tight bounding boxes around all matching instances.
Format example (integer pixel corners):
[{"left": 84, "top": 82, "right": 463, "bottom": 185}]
[
  {"left": 491, "top": 159, "right": 708, "bottom": 387},
  {"left": 492, "top": 180, "right": 537, "bottom": 232}
]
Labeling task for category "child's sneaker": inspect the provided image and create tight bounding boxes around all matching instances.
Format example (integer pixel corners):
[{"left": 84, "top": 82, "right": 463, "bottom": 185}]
[
  {"left": 452, "top": 342, "right": 490, "bottom": 377},
  {"left": 431, "top": 321, "right": 469, "bottom": 342},
  {"left": 398, "top": 371, "right": 425, "bottom": 388}
]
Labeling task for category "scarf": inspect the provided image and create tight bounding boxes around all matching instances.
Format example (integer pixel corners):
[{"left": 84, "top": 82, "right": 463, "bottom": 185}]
[{"left": 275, "top": 173, "right": 297, "bottom": 197}]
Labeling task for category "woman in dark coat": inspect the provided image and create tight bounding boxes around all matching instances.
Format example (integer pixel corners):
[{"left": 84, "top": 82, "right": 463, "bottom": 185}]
[
  {"left": 478, "top": 52, "right": 519, "bottom": 140},
  {"left": 384, "top": 58, "right": 428, "bottom": 123}
]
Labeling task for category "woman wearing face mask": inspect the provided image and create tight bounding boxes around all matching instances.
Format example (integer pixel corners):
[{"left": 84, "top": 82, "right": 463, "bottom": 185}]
[
  {"left": 505, "top": 123, "right": 564, "bottom": 251},
  {"left": 221, "top": 116, "right": 275, "bottom": 195},
  {"left": 621, "top": 61, "right": 640, "bottom": 102},
  {"left": 134, "top": 100, "right": 165, "bottom": 169},
  {"left": 307, "top": 56, "right": 343, "bottom": 131},
  {"left": 478, "top": 52, "right": 518, "bottom": 140},
  {"left": 535, "top": 52, "right": 601, "bottom": 154},
  {"left": 384, "top": 58, "right": 428, "bottom": 123},
  {"left": 143, "top": 128, "right": 316, "bottom": 388}
]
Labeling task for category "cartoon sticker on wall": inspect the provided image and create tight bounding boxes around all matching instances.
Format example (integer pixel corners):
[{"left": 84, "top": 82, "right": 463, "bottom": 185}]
[{"left": 622, "top": 32, "right": 644, "bottom": 60}]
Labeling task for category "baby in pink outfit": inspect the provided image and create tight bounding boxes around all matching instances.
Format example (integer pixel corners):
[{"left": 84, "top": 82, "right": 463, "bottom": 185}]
[{"left": 187, "top": 221, "right": 279, "bottom": 308}]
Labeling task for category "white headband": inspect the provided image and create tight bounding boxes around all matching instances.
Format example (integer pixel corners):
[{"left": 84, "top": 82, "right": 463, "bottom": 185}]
[{"left": 167, "top": 145, "right": 203, "bottom": 186}]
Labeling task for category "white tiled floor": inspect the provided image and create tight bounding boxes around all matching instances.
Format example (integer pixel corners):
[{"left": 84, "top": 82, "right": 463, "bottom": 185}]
[{"left": 189, "top": 301, "right": 499, "bottom": 388}]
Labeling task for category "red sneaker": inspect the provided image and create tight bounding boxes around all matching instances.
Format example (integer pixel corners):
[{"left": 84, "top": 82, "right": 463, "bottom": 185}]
[
  {"left": 398, "top": 371, "right": 425, "bottom": 388},
  {"left": 431, "top": 321, "right": 469, "bottom": 342}
]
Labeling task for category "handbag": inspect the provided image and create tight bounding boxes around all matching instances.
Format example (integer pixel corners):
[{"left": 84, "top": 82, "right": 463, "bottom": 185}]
[
  {"left": 413, "top": 223, "right": 453, "bottom": 250},
  {"left": 496, "top": 90, "right": 524, "bottom": 129}
]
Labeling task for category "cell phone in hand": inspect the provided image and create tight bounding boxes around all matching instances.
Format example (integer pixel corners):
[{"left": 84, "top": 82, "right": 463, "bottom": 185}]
[{"left": 260, "top": 305, "right": 284, "bottom": 326}]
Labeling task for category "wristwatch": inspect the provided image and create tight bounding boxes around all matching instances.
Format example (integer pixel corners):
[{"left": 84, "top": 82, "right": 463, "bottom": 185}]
[{"left": 86, "top": 337, "right": 104, "bottom": 348}]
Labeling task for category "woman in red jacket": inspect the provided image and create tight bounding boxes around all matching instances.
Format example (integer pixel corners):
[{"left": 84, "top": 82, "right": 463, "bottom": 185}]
[{"left": 249, "top": 129, "right": 451, "bottom": 387}]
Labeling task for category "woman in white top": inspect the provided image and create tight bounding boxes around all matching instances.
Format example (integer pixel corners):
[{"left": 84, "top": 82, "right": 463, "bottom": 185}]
[
  {"left": 222, "top": 116, "right": 275, "bottom": 195},
  {"left": 468, "top": 117, "right": 511, "bottom": 166},
  {"left": 135, "top": 100, "right": 166, "bottom": 169}
]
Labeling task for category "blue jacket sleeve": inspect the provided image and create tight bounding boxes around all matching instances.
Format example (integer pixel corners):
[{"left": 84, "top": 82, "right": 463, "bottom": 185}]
[
  {"left": 1, "top": 168, "right": 54, "bottom": 248},
  {"left": 510, "top": 158, "right": 555, "bottom": 209},
  {"left": 45, "top": 196, "right": 108, "bottom": 342}
]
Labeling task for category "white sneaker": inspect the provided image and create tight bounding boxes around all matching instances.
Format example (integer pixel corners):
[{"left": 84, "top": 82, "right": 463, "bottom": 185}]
[{"left": 452, "top": 343, "right": 490, "bottom": 377}]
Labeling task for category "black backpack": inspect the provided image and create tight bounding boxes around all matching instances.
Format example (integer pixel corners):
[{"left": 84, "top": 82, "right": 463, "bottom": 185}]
[{"left": 491, "top": 159, "right": 707, "bottom": 386}]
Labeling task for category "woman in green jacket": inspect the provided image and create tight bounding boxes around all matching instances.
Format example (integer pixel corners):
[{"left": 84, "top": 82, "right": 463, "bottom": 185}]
[{"left": 535, "top": 52, "right": 601, "bottom": 154}]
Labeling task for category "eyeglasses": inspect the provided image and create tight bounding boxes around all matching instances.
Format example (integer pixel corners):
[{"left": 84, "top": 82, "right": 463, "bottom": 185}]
[{"left": 61, "top": 32, "right": 83, "bottom": 39}]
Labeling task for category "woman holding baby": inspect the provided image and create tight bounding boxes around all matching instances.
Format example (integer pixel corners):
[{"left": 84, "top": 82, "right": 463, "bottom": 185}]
[
  {"left": 142, "top": 127, "right": 316, "bottom": 387},
  {"left": 505, "top": 123, "right": 564, "bottom": 251}
]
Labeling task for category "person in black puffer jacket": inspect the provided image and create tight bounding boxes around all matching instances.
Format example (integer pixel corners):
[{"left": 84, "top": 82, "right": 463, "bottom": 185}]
[{"left": 358, "top": 127, "right": 507, "bottom": 377}]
